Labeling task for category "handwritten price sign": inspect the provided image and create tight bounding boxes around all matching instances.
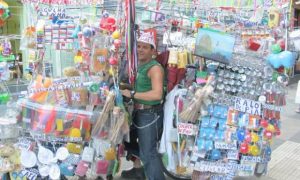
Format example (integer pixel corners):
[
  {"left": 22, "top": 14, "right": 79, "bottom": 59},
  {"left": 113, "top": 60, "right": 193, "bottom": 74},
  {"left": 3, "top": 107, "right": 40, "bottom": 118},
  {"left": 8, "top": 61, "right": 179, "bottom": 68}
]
[
  {"left": 234, "top": 97, "right": 261, "bottom": 116},
  {"left": 178, "top": 123, "right": 198, "bottom": 136}
]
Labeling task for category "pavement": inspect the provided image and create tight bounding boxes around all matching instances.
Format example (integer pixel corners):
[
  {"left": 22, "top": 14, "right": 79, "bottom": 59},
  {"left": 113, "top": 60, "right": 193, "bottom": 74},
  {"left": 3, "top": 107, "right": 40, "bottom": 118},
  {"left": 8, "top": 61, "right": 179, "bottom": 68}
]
[{"left": 113, "top": 75, "right": 300, "bottom": 180}]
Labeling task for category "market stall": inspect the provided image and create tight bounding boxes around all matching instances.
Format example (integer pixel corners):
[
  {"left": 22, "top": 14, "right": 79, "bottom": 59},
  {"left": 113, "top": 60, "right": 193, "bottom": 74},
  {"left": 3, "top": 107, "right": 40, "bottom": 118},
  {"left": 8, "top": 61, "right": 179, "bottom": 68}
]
[
  {"left": 1, "top": 0, "right": 130, "bottom": 179},
  {"left": 0, "top": 0, "right": 298, "bottom": 180}
]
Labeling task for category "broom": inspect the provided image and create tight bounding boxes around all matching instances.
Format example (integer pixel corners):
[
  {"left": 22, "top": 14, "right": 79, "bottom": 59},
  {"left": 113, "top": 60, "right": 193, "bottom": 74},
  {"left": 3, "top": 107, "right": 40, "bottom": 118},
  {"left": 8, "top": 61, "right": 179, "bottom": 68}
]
[
  {"left": 110, "top": 111, "right": 126, "bottom": 144},
  {"left": 91, "top": 91, "right": 115, "bottom": 137},
  {"left": 179, "top": 77, "right": 214, "bottom": 122}
]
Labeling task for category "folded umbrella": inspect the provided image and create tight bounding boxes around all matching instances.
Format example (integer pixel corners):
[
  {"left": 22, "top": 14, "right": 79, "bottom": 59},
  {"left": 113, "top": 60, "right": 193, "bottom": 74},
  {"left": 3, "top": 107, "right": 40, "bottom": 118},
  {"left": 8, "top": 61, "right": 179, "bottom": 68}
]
[
  {"left": 167, "top": 66, "right": 178, "bottom": 92},
  {"left": 156, "top": 51, "right": 169, "bottom": 68},
  {"left": 176, "top": 68, "right": 186, "bottom": 85}
]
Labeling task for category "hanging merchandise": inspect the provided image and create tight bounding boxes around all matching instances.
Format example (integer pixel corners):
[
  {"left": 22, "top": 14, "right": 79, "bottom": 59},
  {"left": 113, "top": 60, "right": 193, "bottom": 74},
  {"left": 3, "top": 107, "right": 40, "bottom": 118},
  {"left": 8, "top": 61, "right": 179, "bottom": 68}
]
[
  {"left": 10, "top": 0, "right": 131, "bottom": 179},
  {"left": 154, "top": 0, "right": 291, "bottom": 179},
  {"left": 44, "top": 20, "right": 76, "bottom": 50},
  {"left": 0, "top": 0, "right": 10, "bottom": 27},
  {"left": 125, "top": 0, "right": 138, "bottom": 85},
  {"left": 267, "top": 50, "right": 296, "bottom": 68},
  {"left": 2, "top": 0, "right": 294, "bottom": 179},
  {"left": 268, "top": 7, "right": 280, "bottom": 28},
  {"left": 0, "top": 39, "right": 16, "bottom": 62}
]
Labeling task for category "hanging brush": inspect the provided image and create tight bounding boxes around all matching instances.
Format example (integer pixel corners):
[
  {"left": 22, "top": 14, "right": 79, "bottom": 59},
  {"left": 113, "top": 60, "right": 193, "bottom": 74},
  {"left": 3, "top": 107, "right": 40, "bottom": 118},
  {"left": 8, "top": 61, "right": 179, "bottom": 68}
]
[
  {"left": 179, "top": 77, "right": 214, "bottom": 122},
  {"left": 91, "top": 91, "right": 115, "bottom": 137}
]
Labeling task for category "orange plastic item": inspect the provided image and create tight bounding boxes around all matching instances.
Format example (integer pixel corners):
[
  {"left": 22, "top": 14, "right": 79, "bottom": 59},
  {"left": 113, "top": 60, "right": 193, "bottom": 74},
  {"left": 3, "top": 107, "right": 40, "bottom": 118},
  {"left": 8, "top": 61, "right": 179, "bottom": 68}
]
[
  {"left": 93, "top": 48, "right": 108, "bottom": 72},
  {"left": 30, "top": 75, "right": 52, "bottom": 103},
  {"left": 104, "top": 148, "right": 116, "bottom": 160}
]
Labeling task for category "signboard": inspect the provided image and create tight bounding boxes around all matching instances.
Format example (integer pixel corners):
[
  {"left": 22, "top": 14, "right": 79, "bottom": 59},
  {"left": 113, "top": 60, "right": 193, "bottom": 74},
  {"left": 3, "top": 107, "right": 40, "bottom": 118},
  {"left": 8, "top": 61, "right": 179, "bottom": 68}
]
[
  {"left": 195, "top": 28, "right": 235, "bottom": 64},
  {"left": 178, "top": 123, "right": 198, "bottom": 136},
  {"left": 234, "top": 97, "right": 261, "bottom": 116},
  {"left": 214, "top": 141, "right": 237, "bottom": 150}
]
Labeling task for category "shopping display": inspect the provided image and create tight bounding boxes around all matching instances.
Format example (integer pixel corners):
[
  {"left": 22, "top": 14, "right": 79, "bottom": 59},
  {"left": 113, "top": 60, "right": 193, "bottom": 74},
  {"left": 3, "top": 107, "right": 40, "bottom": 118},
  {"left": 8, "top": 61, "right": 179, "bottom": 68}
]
[{"left": 0, "top": 0, "right": 298, "bottom": 180}]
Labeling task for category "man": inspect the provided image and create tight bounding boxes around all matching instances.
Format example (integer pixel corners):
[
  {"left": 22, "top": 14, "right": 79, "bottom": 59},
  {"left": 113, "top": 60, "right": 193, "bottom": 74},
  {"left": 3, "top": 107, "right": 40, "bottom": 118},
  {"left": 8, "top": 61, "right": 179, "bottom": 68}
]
[{"left": 121, "top": 32, "right": 165, "bottom": 180}]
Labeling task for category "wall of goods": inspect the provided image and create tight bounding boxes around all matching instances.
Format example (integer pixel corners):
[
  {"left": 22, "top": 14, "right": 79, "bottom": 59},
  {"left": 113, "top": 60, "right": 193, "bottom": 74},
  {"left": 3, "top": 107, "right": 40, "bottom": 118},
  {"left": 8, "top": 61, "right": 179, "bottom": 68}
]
[{"left": 0, "top": 0, "right": 299, "bottom": 180}]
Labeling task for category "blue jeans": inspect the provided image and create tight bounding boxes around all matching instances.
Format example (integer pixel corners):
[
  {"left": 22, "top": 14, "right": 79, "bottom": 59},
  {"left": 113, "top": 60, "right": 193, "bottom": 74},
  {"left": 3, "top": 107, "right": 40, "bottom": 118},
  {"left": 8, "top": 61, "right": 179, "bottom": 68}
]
[{"left": 125, "top": 107, "right": 165, "bottom": 180}]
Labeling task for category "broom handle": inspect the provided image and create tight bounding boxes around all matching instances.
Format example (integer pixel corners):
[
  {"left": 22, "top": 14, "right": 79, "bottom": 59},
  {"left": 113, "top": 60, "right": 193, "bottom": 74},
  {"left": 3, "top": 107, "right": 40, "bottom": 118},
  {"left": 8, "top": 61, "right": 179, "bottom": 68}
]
[
  {"left": 176, "top": 95, "right": 182, "bottom": 167},
  {"left": 92, "top": 94, "right": 115, "bottom": 136}
]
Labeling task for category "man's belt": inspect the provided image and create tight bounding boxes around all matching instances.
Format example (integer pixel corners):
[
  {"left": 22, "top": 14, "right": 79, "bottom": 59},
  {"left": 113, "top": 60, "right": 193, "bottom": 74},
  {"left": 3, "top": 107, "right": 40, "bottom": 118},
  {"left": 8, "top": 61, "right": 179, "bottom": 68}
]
[{"left": 134, "top": 103, "right": 163, "bottom": 110}]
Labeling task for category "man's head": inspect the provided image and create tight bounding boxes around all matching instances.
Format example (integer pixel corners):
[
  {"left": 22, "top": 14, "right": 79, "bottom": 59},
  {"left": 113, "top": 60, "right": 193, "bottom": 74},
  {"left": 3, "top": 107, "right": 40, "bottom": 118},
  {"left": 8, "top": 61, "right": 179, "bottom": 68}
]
[{"left": 137, "top": 32, "right": 156, "bottom": 62}]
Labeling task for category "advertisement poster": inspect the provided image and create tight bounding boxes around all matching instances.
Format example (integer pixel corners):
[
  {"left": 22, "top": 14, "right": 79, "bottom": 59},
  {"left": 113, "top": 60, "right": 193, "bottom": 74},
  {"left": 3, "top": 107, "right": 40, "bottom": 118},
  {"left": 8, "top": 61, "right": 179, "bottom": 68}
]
[{"left": 195, "top": 28, "right": 235, "bottom": 64}]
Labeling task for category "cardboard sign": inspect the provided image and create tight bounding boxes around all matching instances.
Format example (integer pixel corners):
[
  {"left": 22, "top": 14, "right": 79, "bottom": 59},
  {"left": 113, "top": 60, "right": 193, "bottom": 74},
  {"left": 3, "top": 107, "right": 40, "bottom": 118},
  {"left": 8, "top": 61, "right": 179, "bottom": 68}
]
[
  {"left": 214, "top": 141, "right": 237, "bottom": 150},
  {"left": 21, "top": 168, "right": 39, "bottom": 180},
  {"left": 31, "top": 134, "right": 82, "bottom": 142},
  {"left": 194, "top": 161, "right": 229, "bottom": 174},
  {"left": 193, "top": 161, "right": 254, "bottom": 174},
  {"left": 237, "top": 161, "right": 256, "bottom": 177},
  {"left": 38, "top": 7, "right": 66, "bottom": 18},
  {"left": 263, "top": 104, "right": 282, "bottom": 112},
  {"left": 234, "top": 97, "right": 261, "bottom": 116},
  {"left": 241, "top": 155, "right": 269, "bottom": 163},
  {"left": 192, "top": 147, "right": 206, "bottom": 159},
  {"left": 226, "top": 161, "right": 239, "bottom": 178},
  {"left": 15, "top": 138, "right": 33, "bottom": 151},
  {"left": 227, "top": 150, "right": 239, "bottom": 160},
  {"left": 163, "top": 31, "right": 183, "bottom": 46},
  {"left": 28, "top": 82, "right": 85, "bottom": 93},
  {"left": 211, "top": 174, "right": 232, "bottom": 180},
  {"left": 178, "top": 123, "right": 198, "bottom": 136}
]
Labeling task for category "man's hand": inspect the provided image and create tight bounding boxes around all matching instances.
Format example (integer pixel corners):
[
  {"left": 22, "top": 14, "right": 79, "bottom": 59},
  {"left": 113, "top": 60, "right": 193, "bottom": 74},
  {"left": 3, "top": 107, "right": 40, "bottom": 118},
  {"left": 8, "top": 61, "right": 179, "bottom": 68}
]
[{"left": 120, "top": 89, "right": 131, "bottom": 98}]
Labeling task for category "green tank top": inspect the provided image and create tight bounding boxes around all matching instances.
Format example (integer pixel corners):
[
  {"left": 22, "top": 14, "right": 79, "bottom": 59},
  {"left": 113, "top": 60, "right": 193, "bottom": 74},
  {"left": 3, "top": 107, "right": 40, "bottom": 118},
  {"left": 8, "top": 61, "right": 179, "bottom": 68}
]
[{"left": 135, "top": 60, "right": 164, "bottom": 105}]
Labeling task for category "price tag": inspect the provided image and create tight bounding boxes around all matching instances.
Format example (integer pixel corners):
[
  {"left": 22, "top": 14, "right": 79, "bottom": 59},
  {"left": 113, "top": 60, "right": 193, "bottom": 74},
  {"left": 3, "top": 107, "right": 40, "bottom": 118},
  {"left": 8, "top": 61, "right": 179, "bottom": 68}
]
[
  {"left": 263, "top": 104, "right": 282, "bottom": 112},
  {"left": 190, "top": 147, "right": 206, "bottom": 163},
  {"left": 97, "top": 56, "right": 106, "bottom": 63},
  {"left": 38, "top": 7, "right": 66, "bottom": 19},
  {"left": 214, "top": 141, "right": 237, "bottom": 150},
  {"left": 194, "top": 161, "right": 230, "bottom": 174},
  {"left": 163, "top": 31, "right": 183, "bottom": 46},
  {"left": 15, "top": 138, "right": 33, "bottom": 151},
  {"left": 21, "top": 168, "right": 39, "bottom": 180},
  {"left": 211, "top": 174, "right": 229, "bottom": 180},
  {"left": 241, "top": 155, "right": 262, "bottom": 163},
  {"left": 237, "top": 162, "right": 256, "bottom": 176},
  {"left": 227, "top": 150, "right": 239, "bottom": 160},
  {"left": 178, "top": 123, "right": 198, "bottom": 136}
]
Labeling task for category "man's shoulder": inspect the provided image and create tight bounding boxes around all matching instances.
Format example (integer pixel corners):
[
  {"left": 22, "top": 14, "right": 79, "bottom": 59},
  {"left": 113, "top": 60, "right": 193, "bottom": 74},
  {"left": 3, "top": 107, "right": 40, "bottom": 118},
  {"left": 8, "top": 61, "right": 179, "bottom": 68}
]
[{"left": 148, "top": 64, "right": 164, "bottom": 75}]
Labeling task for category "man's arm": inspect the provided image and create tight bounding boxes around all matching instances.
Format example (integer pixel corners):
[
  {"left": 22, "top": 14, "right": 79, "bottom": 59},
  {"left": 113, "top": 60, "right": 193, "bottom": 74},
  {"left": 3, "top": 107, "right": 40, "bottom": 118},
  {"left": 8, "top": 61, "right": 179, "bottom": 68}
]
[{"left": 121, "top": 65, "right": 164, "bottom": 101}]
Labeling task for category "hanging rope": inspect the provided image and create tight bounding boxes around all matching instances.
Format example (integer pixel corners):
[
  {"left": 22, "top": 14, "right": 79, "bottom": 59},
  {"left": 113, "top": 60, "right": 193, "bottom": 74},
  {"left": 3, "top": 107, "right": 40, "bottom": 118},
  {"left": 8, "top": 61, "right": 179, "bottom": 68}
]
[{"left": 125, "top": 0, "right": 138, "bottom": 85}]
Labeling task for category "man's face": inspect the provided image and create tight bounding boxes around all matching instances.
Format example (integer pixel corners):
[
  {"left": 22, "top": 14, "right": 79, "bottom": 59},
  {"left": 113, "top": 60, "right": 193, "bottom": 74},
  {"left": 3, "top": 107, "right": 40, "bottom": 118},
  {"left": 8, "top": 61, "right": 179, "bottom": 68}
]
[{"left": 137, "top": 42, "right": 154, "bottom": 62}]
